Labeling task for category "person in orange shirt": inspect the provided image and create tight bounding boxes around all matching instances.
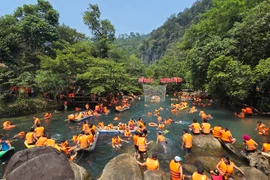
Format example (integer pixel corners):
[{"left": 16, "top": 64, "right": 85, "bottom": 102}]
[
  {"left": 137, "top": 153, "right": 159, "bottom": 171},
  {"left": 216, "top": 156, "right": 244, "bottom": 178},
  {"left": 133, "top": 132, "right": 139, "bottom": 157},
  {"left": 25, "top": 128, "right": 36, "bottom": 145},
  {"left": 156, "top": 132, "right": 167, "bottom": 153},
  {"left": 111, "top": 135, "right": 129, "bottom": 149},
  {"left": 13, "top": 131, "right": 25, "bottom": 139},
  {"left": 189, "top": 119, "right": 201, "bottom": 135},
  {"left": 255, "top": 121, "right": 266, "bottom": 135},
  {"left": 181, "top": 129, "right": 192, "bottom": 155},
  {"left": 124, "top": 128, "right": 132, "bottom": 137},
  {"left": 221, "top": 128, "right": 236, "bottom": 144},
  {"left": 35, "top": 134, "right": 47, "bottom": 146},
  {"left": 45, "top": 135, "right": 57, "bottom": 149},
  {"left": 201, "top": 119, "right": 211, "bottom": 135},
  {"left": 262, "top": 139, "right": 270, "bottom": 152},
  {"left": 82, "top": 121, "right": 90, "bottom": 133},
  {"left": 242, "top": 134, "right": 258, "bottom": 155},
  {"left": 33, "top": 117, "right": 41, "bottom": 128},
  {"left": 192, "top": 166, "right": 209, "bottom": 180},
  {"left": 34, "top": 124, "right": 45, "bottom": 139},
  {"left": 211, "top": 125, "right": 223, "bottom": 138},
  {"left": 77, "top": 131, "right": 90, "bottom": 149},
  {"left": 169, "top": 156, "right": 185, "bottom": 180}
]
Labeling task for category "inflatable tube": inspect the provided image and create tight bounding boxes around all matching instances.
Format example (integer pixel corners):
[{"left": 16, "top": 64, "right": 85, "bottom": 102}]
[{"left": 148, "top": 122, "right": 158, "bottom": 127}]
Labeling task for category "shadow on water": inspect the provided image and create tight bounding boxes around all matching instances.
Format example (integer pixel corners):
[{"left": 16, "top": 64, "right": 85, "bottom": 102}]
[{"left": 0, "top": 95, "right": 270, "bottom": 178}]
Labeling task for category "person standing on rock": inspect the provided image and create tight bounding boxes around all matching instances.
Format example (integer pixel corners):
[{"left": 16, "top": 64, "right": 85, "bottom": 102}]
[
  {"left": 216, "top": 156, "right": 244, "bottom": 179},
  {"left": 192, "top": 166, "right": 209, "bottom": 180},
  {"left": 136, "top": 152, "right": 159, "bottom": 171},
  {"left": 181, "top": 129, "right": 192, "bottom": 155},
  {"left": 169, "top": 156, "right": 185, "bottom": 180}
]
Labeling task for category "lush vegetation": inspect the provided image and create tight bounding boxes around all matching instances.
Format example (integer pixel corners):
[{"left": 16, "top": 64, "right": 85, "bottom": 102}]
[
  {"left": 0, "top": 0, "right": 145, "bottom": 115},
  {"left": 1, "top": 0, "right": 270, "bottom": 115}
]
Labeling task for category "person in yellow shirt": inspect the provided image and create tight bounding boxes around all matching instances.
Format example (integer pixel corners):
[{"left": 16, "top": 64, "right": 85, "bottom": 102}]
[
  {"left": 192, "top": 166, "right": 209, "bottom": 180},
  {"left": 262, "top": 139, "right": 270, "bottom": 152},
  {"left": 189, "top": 119, "right": 201, "bottom": 135},
  {"left": 156, "top": 132, "right": 167, "bottom": 153},
  {"left": 137, "top": 153, "right": 159, "bottom": 171},
  {"left": 181, "top": 129, "right": 192, "bottom": 155},
  {"left": 201, "top": 119, "right": 211, "bottom": 135}
]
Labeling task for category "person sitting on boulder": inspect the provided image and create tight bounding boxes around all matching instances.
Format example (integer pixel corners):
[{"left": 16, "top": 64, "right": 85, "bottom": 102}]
[
  {"left": 211, "top": 125, "right": 223, "bottom": 138},
  {"left": 221, "top": 128, "right": 236, "bottom": 144},
  {"left": 201, "top": 119, "right": 211, "bottom": 135},
  {"left": 216, "top": 156, "right": 244, "bottom": 179},
  {"left": 189, "top": 119, "right": 200, "bottom": 135},
  {"left": 136, "top": 152, "right": 159, "bottom": 171},
  {"left": 192, "top": 166, "right": 209, "bottom": 180},
  {"left": 262, "top": 139, "right": 270, "bottom": 152},
  {"left": 242, "top": 134, "right": 258, "bottom": 155}
]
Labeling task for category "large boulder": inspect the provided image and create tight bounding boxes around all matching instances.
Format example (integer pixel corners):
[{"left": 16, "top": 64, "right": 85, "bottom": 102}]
[
  {"left": 3, "top": 147, "right": 91, "bottom": 180},
  {"left": 240, "top": 167, "right": 268, "bottom": 180},
  {"left": 98, "top": 153, "right": 143, "bottom": 180},
  {"left": 192, "top": 135, "right": 223, "bottom": 156},
  {"left": 144, "top": 169, "right": 169, "bottom": 180},
  {"left": 246, "top": 152, "right": 269, "bottom": 175}
]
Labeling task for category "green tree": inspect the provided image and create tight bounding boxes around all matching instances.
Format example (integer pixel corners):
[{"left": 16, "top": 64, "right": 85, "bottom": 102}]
[{"left": 83, "top": 4, "right": 115, "bottom": 58}]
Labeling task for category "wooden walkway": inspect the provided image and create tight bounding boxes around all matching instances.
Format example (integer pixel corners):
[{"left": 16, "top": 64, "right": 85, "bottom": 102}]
[{"left": 67, "top": 96, "right": 105, "bottom": 104}]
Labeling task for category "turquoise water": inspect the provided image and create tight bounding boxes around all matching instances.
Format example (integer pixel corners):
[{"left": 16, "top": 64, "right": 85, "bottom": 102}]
[{"left": 1, "top": 96, "right": 270, "bottom": 178}]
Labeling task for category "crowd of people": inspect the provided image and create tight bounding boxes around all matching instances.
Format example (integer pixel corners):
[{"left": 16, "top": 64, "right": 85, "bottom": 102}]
[{"left": 1, "top": 93, "right": 270, "bottom": 180}]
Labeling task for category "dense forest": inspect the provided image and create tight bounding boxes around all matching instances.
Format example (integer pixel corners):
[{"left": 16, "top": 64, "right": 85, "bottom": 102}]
[{"left": 0, "top": 0, "right": 270, "bottom": 115}]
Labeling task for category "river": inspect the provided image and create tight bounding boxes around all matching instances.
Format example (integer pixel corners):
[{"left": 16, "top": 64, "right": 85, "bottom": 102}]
[{"left": 1, "top": 95, "right": 270, "bottom": 179}]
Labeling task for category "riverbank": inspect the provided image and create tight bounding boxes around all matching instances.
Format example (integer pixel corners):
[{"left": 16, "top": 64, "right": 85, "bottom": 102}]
[{"left": 0, "top": 98, "right": 58, "bottom": 118}]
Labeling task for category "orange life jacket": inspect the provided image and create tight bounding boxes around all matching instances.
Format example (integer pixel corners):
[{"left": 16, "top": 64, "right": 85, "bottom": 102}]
[
  {"left": 201, "top": 123, "right": 211, "bottom": 134},
  {"left": 221, "top": 130, "right": 232, "bottom": 143},
  {"left": 79, "top": 135, "right": 89, "bottom": 148},
  {"left": 34, "top": 118, "right": 41, "bottom": 125},
  {"left": 87, "top": 133, "right": 94, "bottom": 143},
  {"left": 145, "top": 158, "right": 159, "bottom": 170},
  {"left": 36, "top": 137, "right": 47, "bottom": 146},
  {"left": 170, "top": 160, "right": 181, "bottom": 180},
  {"left": 83, "top": 124, "right": 90, "bottom": 133},
  {"left": 112, "top": 136, "right": 121, "bottom": 146},
  {"left": 257, "top": 124, "right": 265, "bottom": 135},
  {"left": 262, "top": 143, "right": 270, "bottom": 152},
  {"left": 212, "top": 126, "right": 222, "bottom": 138},
  {"left": 182, "top": 133, "right": 192, "bottom": 148},
  {"left": 3, "top": 121, "right": 11, "bottom": 127},
  {"left": 192, "top": 172, "right": 208, "bottom": 180},
  {"left": 245, "top": 139, "right": 257, "bottom": 151},
  {"left": 35, "top": 126, "right": 44, "bottom": 138},
  {"left": 158, "top": 135, "right": 166, "bottom": 142},
  {"left": 218, "top": 159, "right": 235, "bottom": 175},
  {"left": 137, "top": 137, "right": 146, "bottom": 151},
  {"left": 124, "top": 130, "right": 131, "bottom": 137},
  {"left": 26, "top": 132, "right": 34, "bottom": 144},
  {"left": 192, "top": 123, "right": 200, "bottom": 133},
  {"left": 133, "top": 135, "right": 139, "bottom": 145},
  {"left": 46, "top": 139, "right": 56, "bottom": 148}
]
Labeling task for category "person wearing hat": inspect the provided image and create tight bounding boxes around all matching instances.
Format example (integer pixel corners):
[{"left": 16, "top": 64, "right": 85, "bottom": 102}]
[
  {"left": 137, "top": 152, "right": 159, "bottom": 171},
  {"left": 210, "top": 169, "right": 223, "bottom": 180},
  {"left": 242, "top": 134, "right": 257, "bottom": 155},
  {"left": 181, "top": 129, "right": 192, "bottom": 155},
  {"left": 216, "top": 156, "right": 244, "bottom": 178},
  {"left": 169, "top": 156, "right": 185, "bottom": 180}
]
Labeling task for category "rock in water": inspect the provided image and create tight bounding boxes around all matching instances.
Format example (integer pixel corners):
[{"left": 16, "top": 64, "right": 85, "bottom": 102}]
[
  {"left": 192, "top": 135, "right": 223, "bottom": 156},
  {"left": 144, "top": 169, "right": 169, "bottom": 180},
  {"left": 247, "top": 152, "right": 269, "bottom": 175},
  {"left": 98, "top": 154, "right": 143, "bottom": 180},
  {"left": 240, "top": 167, "right": 268, "bottom": 180},
  {"left": 3, "top": 147, "right": 91, "bottom": 180}
]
